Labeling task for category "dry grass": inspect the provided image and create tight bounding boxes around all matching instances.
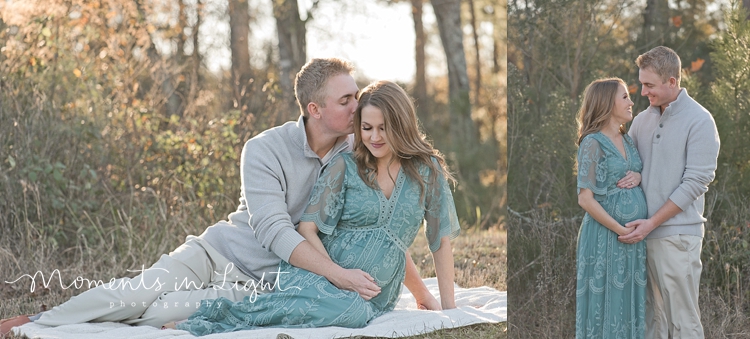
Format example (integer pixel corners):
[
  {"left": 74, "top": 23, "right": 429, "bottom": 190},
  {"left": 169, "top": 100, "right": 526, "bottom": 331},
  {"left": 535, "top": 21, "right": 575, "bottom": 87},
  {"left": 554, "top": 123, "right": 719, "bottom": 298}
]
[
  {"left": 410, "top": 227, "right": 507, "bottom": 292},
  {"left": 1, "top": 226, "right": 506, "bottom": 339},
  {"left": 507, "top": 207, "right": 750, "bottom": 338}
]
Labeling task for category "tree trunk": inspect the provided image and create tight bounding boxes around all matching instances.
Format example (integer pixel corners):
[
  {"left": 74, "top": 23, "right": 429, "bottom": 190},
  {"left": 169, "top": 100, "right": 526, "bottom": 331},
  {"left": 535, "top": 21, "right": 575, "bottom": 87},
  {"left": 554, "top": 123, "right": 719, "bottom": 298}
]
[
  {"left": 640, "top": 0, "right": 670, "bottom": 52},
  {"left": 744, "top": 0, "right": 750, "bottom": 19},
  {"left": 186, "top": 0, "right": 202, "bottom": 117},
  {"left": 229, "top": 0, "right": 251, "bottom": 113},
  {"left": 431, "top": 0, "right": 480, "bottom": 223},
  {"left": 431, "top": 0, "right": 474, "bottom": 143},
  {"left": 177, "top": 0, "right": 187, "bottom": 60},
  {"left": 134, "top": 0, "right": 181, "bottom": 120},
  {"left": 273, "top": 0, "right": 307, "bottom": 124},
  {"left": 494, "top": 0, "right": 506, "bottom": 76},
  {"left": 411, "top": 0, "right": 428, "bottom": 117},
  {"left": 467, "top": 0, "right": 481, "bottom": 103}
]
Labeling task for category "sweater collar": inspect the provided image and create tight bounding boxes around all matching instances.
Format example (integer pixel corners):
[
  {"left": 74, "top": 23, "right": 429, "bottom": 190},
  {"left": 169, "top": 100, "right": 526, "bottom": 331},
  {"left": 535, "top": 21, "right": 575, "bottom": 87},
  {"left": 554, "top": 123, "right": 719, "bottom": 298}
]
[
  {"left": 649, "top": 88, "right": 690, "bottom": 117},
  {"left": 292, "top": 115, "right": 351, "bottom": 160}
]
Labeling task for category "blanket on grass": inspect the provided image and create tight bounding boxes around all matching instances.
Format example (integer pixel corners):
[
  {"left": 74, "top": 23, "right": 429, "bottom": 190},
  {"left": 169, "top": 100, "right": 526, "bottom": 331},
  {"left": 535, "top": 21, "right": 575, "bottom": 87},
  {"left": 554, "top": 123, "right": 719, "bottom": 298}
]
[{"left": 14, "top": 278, "right": 506, "bottom": 338}]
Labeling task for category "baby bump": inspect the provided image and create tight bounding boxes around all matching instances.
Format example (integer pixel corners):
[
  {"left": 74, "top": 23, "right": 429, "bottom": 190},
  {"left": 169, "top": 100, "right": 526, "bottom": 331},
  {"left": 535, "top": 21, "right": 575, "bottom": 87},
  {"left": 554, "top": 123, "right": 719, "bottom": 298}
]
[
  {"left": 325, "top": 232, "right": 405, "bottom": 287},
  {"left": 606, "top": 187, "right": 648, "bottom": 224}
]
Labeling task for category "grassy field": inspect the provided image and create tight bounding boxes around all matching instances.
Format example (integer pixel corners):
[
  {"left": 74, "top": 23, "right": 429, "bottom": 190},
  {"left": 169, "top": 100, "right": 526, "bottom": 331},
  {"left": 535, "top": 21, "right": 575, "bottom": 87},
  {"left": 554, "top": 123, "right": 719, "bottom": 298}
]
[
  {"left": 1, "top": 224, "right": 506, "bottom": 339},
  {"left": 507, "top": 204, "right": 750, "bottom": 338}
]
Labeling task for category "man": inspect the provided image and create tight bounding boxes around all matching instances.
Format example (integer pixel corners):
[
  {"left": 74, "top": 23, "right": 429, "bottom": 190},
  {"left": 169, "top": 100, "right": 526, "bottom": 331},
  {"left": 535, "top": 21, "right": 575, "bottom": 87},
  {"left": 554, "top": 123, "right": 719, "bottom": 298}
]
[
  {"left": 1, "top": 58, "right": 437, "bottom": 335},
  {"left": 618, "top": 46, "right": 720, "bottom": 338}
]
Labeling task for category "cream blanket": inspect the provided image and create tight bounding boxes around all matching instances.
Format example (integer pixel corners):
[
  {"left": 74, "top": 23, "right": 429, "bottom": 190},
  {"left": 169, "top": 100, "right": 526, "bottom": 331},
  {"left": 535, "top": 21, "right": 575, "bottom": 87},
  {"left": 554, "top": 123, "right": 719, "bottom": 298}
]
[{"left": 14, "top": 278, "right": 506, "bottom": 338}]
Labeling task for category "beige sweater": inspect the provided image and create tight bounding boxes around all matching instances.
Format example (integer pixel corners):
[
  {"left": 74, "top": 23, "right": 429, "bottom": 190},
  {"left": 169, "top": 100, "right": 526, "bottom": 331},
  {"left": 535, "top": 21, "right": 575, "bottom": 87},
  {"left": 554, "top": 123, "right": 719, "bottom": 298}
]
[
  {"left": 199, "top": 116, "right": 351, "bottom": 283},
  {"left": 628, "top": 89, "right": 720, "bottom": 239}
]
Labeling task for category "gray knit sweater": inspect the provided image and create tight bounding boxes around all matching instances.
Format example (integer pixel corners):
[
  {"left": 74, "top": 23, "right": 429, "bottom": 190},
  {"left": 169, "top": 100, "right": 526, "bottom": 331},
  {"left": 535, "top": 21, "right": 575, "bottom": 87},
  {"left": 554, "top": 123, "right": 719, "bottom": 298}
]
[
  {"left": 628, "top": 89, "right": 720, "bottom": 239},
  {"left": 199, "top": 116, "right": 351, "bottom": 284}
]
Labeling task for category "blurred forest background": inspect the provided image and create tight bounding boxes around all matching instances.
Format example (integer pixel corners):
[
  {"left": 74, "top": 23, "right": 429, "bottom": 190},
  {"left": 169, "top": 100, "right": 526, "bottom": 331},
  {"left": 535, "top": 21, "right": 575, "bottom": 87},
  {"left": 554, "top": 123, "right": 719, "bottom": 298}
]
[
  {"left": 507, "top": 0, "right": 750, "bottom": 336},
  {"left": 0, "top": 0, "right": 505, "bottom": 319}
]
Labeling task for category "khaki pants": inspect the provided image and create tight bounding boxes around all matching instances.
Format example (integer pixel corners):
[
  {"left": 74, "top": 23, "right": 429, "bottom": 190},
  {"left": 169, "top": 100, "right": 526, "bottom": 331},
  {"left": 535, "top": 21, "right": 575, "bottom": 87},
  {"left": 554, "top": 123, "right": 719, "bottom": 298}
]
[
  {"left": 645, "top": 234, "right": 704, "bottom": 339},
  {"left": 35, "top": 236, "right": 262, "bottom": 327}
]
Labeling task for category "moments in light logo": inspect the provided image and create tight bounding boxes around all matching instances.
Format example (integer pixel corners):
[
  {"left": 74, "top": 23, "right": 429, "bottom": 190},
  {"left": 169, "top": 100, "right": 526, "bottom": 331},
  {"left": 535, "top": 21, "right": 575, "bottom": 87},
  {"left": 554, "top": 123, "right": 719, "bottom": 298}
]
[{"left": 4, "top": 263, "right": 301, "bottom": 308}]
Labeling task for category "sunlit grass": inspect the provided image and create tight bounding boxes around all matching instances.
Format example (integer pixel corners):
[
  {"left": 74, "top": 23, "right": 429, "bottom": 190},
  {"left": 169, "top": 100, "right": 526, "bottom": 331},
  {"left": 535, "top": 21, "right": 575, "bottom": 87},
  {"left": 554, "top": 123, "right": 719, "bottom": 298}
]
[{"left": 1, "top": 219, "right": 506, "bottom": 339}]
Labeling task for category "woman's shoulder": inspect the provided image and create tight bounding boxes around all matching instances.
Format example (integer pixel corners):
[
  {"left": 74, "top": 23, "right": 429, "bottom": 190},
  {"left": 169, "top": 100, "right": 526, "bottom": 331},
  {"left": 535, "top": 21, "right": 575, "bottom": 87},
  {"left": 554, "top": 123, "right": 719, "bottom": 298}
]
[
  {"left": 579, "top": 132, "right": 604, "bottom": 149},
  {"left": 332, "top": 151, "right": 358, "bottom": 163},
  {"left": 622, "top": 133, "right": 636, "bottom": 146},
  {"left": 415, "top": 155, "right": 441, "bottom": 174},
  {"left": 326, "top": 152, "right": 356, "bottom": 174}
]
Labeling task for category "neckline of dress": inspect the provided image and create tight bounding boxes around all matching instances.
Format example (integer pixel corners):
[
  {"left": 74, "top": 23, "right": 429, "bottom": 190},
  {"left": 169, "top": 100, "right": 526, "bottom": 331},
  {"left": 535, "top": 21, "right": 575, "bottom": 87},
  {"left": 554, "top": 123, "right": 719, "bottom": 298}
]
[
  {"left": 596, "top": 131, "right": 629, "bottom": 162},
  {"left": 377, "top": 166, "right": 404, "bottom": 201}
]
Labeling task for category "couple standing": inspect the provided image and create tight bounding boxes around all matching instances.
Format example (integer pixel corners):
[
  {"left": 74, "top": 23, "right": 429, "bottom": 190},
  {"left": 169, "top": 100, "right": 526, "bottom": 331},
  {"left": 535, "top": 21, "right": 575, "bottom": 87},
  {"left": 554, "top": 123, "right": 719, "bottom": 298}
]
[
  {"left": 575, "top": 46, "right": 720, "bottom": 338},
  {"left": 0, "top": 58, "right": 460, "bottom": 336}
]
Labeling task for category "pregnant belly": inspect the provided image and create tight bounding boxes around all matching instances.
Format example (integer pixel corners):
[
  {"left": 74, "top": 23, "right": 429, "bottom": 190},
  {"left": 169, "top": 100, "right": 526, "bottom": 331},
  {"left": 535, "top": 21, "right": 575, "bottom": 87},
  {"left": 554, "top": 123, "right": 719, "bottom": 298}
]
[
  {"left": 606, "top": 187, "right": 648, "bottom": 224},
  {"left": 324, "top": 231, "right": 405, "bottom": 287}
]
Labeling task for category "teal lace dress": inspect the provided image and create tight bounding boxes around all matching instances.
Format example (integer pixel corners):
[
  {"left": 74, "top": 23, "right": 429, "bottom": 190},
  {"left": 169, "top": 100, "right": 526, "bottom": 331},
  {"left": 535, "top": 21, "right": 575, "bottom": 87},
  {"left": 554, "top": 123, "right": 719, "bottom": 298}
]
[
  {"left": 177, "top": 153, "right": 460, "bottom": 336},
  {"left": 575, "top": 132, "right": 648, "bottom": 339}
]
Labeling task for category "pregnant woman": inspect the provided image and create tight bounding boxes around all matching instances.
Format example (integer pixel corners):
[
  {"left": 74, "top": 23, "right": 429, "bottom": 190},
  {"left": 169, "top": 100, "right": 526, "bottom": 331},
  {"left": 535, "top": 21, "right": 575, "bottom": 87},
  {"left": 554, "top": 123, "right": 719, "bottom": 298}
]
[
  {"left": 575, "top": 78, "right": 648, "bottom": 338},
  {"left": 177, "top": 80, "right": 460, "bottom": 336}
]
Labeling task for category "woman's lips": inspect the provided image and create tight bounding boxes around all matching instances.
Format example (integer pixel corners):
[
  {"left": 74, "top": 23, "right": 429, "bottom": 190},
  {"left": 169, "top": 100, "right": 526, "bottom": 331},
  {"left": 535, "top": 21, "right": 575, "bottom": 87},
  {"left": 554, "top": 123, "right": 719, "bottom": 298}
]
[{"left": 371, "top": 143, "right": 384, "bottom": 149}]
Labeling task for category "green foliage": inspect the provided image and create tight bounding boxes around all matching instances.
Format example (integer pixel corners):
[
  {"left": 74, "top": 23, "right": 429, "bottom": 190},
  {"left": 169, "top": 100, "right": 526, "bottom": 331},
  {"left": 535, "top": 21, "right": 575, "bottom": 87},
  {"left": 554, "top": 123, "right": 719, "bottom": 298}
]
[
  {"left": 708, "top": 3, "right": 750, "bottom": 199},
  {"left": 508, "top": 0, "right": 750, "bottom": 335},
  {"left": 699, "top": 1, "right": 750, "bottom": 306},
  {"left": 507, "top": 63, "right": 578, "bottom": 215},
  {"left": 507, "top": 0, "right": 648, "bottom": 215},
  {"left": 0, "top": 0, "right": 282, "bottom": 258}
]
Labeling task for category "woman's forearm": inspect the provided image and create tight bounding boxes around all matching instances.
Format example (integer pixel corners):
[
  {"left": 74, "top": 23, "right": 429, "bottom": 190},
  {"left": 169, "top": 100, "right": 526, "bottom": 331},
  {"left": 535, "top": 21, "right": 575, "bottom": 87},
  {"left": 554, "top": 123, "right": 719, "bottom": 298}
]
[
  {"left": 432, "top": 236, "right": 456, "bottom": 309},
  {"left": 578, "top": 189, "right": 628, "bottom": 235},
  {"left": 403, "top": 251, "right": 441, "bottom": 310}
]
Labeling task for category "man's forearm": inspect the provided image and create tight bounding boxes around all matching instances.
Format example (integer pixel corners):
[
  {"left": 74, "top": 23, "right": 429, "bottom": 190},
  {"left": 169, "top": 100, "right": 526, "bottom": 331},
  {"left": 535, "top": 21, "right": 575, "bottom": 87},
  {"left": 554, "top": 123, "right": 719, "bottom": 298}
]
[
  {"left": 648, "top": 199, "right": 683, "bottom": 230},
  {"left": 288, "top": 239, "right": 381, "bottom": 299},
  {"left": 288, "top": 240, "right": 342, "bottom": 279}
]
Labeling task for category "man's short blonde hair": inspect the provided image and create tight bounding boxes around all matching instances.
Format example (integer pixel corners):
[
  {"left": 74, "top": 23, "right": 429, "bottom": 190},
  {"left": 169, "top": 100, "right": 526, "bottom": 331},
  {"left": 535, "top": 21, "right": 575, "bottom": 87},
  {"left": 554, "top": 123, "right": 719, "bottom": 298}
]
[
  {"left": 636, "top": 46, "right": 681, "bottom": 85},
  {"left": 294, "top": 58, "right": 355, "bottom": 117}
]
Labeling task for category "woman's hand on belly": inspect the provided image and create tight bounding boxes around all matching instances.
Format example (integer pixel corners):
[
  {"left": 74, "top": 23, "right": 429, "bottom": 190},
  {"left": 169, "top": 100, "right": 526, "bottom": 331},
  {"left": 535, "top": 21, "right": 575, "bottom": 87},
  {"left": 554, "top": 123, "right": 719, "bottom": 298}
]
[{"left": 616, "top": 170, "right": 641, "bottom": 189}]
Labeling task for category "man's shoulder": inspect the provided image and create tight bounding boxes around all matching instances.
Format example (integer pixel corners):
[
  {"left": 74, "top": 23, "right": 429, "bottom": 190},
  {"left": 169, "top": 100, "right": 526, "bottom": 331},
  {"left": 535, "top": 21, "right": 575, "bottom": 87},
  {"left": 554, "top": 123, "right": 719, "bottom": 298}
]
[
  {"left": 678, "top": 89, "right": 713, "bottom": 118},
  {"left": 244, "top": 121, "right": 301, "bottom": 152},
  {"left": 685, "top": 100, "right": 714, "bottom": 121}
]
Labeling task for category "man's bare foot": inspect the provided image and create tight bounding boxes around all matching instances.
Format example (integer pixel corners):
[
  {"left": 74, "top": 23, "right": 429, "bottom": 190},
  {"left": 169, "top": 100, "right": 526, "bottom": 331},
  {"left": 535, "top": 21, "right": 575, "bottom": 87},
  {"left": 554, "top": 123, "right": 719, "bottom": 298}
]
[
  {"left": 161, "top": 321, "right": 177, "bottom": 330},
  {"left": 0, "top": 315, "right": 32, "bottom": 338}
]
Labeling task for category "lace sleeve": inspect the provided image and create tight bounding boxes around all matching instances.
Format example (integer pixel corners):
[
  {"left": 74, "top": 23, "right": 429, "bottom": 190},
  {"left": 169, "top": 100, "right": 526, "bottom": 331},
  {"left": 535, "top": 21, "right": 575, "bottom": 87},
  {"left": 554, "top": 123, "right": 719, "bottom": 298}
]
[
  {"left": 577, "top": 136, "right": 607, "bottom": 196},
  {"left": 300, "top": 154, "right": 347, "bottom": 235},
  {"left": 424, "top": 164, "right": 461, "bottom": 252}
]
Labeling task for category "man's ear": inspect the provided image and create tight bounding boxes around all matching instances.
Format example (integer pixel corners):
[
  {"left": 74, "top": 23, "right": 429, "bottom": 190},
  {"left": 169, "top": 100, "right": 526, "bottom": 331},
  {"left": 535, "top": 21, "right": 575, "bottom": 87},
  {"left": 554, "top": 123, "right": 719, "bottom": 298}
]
[
  {"left": 307, "top": 102, "right": 320, "bottom": 119},
  {"left": 669, "top": 77, "right": 678, "bottom": 88}
]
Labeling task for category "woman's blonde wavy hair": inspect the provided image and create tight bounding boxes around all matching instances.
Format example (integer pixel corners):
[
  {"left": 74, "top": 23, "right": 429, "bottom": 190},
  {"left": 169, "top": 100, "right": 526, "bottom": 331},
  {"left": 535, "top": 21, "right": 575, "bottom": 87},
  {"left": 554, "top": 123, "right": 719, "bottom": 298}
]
[
  {"left": 353, "top": 80, "right": 454, "bottom": 200},
  {"left": 576, "top": 77, "right": 628, "bottom": 146}
]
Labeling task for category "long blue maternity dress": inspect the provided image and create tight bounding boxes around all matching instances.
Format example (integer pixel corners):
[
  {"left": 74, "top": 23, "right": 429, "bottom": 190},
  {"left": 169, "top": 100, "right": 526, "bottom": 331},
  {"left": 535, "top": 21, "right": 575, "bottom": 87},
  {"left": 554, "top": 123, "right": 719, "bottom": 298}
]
[
  {"left": 575, "top": 132, "right": 648, "bottom": 339},
  {"left": 177, "top": 153, "right": 460, "bottom": 336}
]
